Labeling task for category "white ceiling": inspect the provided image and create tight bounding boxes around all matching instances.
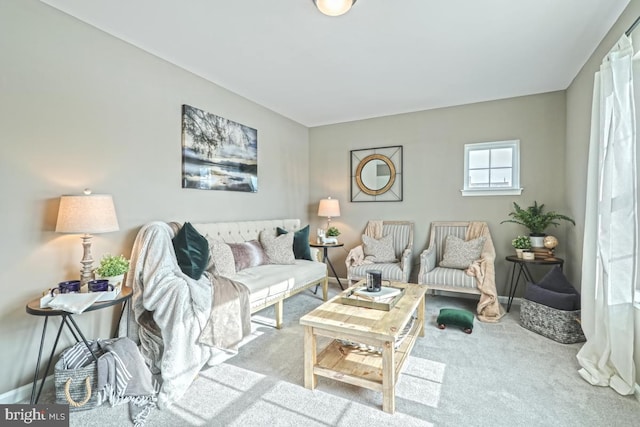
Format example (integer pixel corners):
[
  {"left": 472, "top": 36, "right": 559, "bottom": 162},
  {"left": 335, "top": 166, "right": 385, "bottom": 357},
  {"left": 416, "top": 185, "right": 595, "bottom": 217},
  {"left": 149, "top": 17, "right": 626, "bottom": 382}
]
[{"left": 40, "top": 0, "right": 629, "bottom": 127}]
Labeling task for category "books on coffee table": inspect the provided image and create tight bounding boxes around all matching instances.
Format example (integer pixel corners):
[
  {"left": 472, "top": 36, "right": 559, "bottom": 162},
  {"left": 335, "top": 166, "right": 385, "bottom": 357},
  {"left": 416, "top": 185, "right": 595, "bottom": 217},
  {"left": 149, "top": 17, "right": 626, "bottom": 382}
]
[{"left": 352, "top": 286, "right": 402, "bottom": 302}]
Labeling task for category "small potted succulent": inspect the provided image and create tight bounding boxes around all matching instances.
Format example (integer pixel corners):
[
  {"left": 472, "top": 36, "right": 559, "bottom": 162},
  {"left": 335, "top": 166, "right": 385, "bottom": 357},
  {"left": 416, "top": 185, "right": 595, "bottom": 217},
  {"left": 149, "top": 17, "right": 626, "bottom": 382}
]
[
  {"left": 95, "top": 254, "right": 130, "bottom": 287},
  {"left": 321, "top": 226, "right": 340, "bottom": 244},
  {"left": 512, "top": 235, "right": 531, "bottom": 259},
  {"left": 325, "top": 226, "right": 341, "bottom": 238}
]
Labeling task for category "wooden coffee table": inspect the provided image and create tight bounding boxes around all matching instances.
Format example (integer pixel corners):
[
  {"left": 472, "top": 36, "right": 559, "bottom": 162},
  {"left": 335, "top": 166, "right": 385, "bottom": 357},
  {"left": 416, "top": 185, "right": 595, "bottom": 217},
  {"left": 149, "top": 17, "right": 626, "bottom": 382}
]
[{"left": 300, "top": 281, "right": 426, "bottom": 413}]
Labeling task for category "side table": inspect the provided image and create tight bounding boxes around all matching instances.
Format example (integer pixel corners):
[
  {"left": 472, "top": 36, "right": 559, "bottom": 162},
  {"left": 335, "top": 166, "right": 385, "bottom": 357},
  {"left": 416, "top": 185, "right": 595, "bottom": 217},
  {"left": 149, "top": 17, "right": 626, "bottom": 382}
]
[
  {"left": 25, "top": 286, "right": 132, "bottom": 404},
  {"left": 310, "top": 242, "right": 345, "bottom": 291},
  {"left": 505, "top": 255, "right": 564, "bottom": 312}
]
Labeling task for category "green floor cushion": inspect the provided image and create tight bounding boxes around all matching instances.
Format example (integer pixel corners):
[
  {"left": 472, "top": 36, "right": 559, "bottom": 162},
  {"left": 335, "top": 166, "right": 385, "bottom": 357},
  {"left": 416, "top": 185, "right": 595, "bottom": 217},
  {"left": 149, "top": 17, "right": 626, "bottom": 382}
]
[{"left": 436, "top": 308, "right": 474, "bottom": 333}]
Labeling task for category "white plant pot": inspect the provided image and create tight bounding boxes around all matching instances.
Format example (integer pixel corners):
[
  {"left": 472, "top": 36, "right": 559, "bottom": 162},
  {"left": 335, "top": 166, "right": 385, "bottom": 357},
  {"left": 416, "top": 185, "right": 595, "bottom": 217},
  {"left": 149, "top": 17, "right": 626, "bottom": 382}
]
[
  {"left": 529, "top": 235, "right": 545, "bottom": 248},
  {"left": 515, "top": 248, "right": 524, "bottom": 258},
  {"left": 95, "top": 273, "right": 125, "bottom": 288}
]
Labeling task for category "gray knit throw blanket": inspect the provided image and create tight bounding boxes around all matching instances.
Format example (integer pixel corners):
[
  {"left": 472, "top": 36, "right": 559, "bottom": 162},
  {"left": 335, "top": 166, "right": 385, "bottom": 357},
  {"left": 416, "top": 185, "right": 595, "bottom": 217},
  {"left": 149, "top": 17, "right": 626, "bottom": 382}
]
[{"left": 96, "top": 338, "right": 158, "bottom": 427}]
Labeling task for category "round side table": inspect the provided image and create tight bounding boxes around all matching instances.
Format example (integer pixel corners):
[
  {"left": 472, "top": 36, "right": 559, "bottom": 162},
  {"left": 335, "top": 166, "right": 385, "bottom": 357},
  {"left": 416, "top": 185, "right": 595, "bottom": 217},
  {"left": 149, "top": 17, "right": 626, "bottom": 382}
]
[
  {"left": 26, "top": 286, "right": 132, "bottom": 404},
  {"left": 310, "top": 242, "right": 345, "bottom": 291},
  {"left": 504, "top": 255, "right": 564, "bottom": 312}
]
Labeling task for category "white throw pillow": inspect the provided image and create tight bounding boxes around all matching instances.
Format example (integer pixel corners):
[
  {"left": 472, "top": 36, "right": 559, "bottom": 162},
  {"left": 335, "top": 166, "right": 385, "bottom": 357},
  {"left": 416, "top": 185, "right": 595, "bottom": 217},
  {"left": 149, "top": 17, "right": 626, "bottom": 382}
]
[
  {"left": 259, "top": 231, "right": 296, "bottom": 264},
  {"left": 206, "top": 237, "right": 236, "bottom": 277},
  {"left": 439, "top": 235, "right": 486, "bottom": 269},
  {"left": 362, "top": 234, "right": 397, "bottom": 263}
]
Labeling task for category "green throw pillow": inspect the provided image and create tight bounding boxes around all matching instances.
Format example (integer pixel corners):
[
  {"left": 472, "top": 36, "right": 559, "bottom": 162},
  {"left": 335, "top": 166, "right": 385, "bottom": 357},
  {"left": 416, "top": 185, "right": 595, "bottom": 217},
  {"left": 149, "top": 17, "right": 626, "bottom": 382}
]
[
  {"left": 436, "top": 308, "right": 474, "bottom": 333},
  {"left": 172, "top": 222, "right": 209, "bottom": 280},
  {"left": 277, "top": 225, "right": 312, "bottom": 261}
]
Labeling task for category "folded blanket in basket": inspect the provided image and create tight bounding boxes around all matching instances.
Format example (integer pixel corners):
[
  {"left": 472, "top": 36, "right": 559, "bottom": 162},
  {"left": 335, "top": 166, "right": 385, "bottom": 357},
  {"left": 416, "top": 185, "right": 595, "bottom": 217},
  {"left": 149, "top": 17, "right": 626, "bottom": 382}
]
[{"left": 96, "top": 338, "right": 157, "bottom": 427}]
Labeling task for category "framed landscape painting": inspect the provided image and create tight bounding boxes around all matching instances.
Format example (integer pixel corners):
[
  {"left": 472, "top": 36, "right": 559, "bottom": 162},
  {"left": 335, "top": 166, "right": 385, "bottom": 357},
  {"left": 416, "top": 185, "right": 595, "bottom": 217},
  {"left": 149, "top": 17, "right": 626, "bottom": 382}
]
[{"left": 181, "top": 104, "right": 258, "bottom": 192}]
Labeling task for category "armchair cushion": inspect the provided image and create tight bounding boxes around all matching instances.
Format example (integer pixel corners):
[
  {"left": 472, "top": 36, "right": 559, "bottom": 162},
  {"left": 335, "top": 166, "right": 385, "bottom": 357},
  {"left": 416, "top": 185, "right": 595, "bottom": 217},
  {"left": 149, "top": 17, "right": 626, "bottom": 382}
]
[
  {"left": 439, "top": 235, "right": 486, "bottom": 270},
  {"left": 362, "top": 234, "right": 397, "bottom": 263},
  {"left": 349, "top": 263, "right": 406, "bottom": 282}
]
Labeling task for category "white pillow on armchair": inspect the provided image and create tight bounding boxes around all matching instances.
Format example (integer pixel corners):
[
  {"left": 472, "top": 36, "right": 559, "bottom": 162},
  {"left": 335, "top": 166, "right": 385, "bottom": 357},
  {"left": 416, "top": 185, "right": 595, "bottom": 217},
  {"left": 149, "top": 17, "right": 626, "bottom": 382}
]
[{"left": 362, "top": 234, "right": 397, "bottom": 263}]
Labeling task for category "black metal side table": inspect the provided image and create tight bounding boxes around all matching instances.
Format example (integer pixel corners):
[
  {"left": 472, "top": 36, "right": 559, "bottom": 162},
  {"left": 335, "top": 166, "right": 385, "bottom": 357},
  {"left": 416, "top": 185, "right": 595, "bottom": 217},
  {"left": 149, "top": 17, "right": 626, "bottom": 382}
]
[
  {"left": 505, "top": 255, "right": 564, "bottom": 312},
  {"left": 25, "top": 286, "right": 132, "bottom": 404},
  {"left": 310, "top": 242, "right": 345, "bottom": 291}
]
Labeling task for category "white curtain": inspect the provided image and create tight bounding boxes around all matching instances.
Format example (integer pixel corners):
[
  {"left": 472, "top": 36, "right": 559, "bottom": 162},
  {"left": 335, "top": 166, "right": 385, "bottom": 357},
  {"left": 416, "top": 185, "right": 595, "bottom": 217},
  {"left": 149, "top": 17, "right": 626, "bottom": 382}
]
[{"left": 577, "top": 34, "right": 637, "bottom": 395}]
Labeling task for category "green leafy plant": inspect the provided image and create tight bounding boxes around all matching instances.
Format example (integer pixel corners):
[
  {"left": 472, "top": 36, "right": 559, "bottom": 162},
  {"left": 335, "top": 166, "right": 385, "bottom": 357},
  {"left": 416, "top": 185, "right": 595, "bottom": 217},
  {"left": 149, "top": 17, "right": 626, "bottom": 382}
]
[
  {"left": 95, "top": 254, "right": 130, "bottom": 277},
  {"left": 501, "top": 201, "right": 575, "bottom": 236},
  {"left": 511, "top": 235, "right": 532, "bottom": 250},
  {"left": 325, "top": 226, "right": 341, "bottom": 237}
]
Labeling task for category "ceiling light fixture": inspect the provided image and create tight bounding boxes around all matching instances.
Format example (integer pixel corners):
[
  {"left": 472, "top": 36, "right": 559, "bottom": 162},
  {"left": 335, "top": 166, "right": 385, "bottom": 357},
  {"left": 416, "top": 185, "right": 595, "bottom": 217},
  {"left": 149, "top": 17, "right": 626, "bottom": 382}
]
[{"left": 313, "top": 0, "right": 357, "bottom": 17}]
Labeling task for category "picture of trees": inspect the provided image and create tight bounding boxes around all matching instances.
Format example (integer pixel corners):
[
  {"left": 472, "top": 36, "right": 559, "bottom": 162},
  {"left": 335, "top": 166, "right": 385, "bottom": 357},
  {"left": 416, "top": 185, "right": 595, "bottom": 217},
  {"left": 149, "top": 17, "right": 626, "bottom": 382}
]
[{"left": 181, "top": 104, "right": 258, "bottom": 192}]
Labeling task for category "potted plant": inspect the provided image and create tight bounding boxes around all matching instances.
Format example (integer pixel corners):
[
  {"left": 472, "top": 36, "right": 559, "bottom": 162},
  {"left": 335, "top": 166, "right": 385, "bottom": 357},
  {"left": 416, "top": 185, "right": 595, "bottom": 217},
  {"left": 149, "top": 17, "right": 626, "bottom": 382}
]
[
  {"left": 501, "top": 201, "right": 575, "bottom": 247},
  {"left": 511, "top": 235, "right": 531, "bottom": 258},
  {"left": 95, "top": 254, "right": 130, "bottom": 287},
  {"left": 326, "top": 226, "right": 341, "bottom": 238}
]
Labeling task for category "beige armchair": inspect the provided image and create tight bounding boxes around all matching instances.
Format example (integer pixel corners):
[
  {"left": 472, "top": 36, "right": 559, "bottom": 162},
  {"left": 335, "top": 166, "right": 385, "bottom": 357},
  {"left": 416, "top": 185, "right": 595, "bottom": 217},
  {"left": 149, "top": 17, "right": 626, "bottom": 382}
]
[
  {"left": 346, "top": 220, "right": 414, "bottom": 285},
  {"left": 418, "top": 221, "right": 504, "bottom": 321},
  {"left": 418, "top": 221, "right": 488, "bottom": 295}
]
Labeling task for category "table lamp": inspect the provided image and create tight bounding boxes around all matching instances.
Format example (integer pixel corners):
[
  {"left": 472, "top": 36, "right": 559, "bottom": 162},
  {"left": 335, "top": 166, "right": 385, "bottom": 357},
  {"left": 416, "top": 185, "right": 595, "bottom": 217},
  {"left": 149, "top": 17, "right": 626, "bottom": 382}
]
[
  {"left": 55, "top": 189, "right": 119, "bottom": 287},
  {"left": 318, "top": 197, "right": 340, "bottom": 230}
]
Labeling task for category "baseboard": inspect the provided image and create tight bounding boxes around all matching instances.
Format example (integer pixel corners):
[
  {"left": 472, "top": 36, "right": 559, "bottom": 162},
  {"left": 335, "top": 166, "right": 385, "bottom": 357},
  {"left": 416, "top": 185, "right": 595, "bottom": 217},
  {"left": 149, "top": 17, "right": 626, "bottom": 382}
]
[
  {"left": 428, "top": 289, "right": 519, "bottom": 306},
  {"left": 499, "top": 295, "right": 520, "bottom": 307},
  {"left": 0, "top": 375, "right": 53, "bottom": 404},
  {"left": 328, "top": 277, "right": 348, "bottom": 288}
]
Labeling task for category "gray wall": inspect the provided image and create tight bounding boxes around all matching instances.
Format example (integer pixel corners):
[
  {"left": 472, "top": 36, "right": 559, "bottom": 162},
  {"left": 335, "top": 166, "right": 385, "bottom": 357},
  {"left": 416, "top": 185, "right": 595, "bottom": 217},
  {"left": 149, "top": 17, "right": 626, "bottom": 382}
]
[
  {"left": 2, "top": 0, "right": 637, "bottom": 398},
  {"left": 309, "top": 91, "right": 568, "bottom": 289},
  {"left": 0, "top": 0, "right": 310, "bottom": 395}
]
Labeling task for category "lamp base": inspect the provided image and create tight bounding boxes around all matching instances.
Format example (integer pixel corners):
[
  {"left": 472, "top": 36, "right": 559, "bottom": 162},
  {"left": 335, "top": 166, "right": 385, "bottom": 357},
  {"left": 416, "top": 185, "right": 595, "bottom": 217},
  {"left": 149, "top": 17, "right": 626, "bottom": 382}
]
[{"left": 79, "top": 234, "right": 95, "bottom": 287}]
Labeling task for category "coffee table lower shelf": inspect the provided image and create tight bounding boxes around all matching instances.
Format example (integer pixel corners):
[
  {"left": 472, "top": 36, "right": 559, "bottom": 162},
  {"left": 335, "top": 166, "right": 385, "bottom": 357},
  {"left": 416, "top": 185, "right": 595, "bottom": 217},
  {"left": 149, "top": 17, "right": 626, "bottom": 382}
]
[
  {"left": 301, "top": 281, "right": 427, "bottom": 413},
  {"left": 308, "top": 317, "right": 422, "bottom": 408}
]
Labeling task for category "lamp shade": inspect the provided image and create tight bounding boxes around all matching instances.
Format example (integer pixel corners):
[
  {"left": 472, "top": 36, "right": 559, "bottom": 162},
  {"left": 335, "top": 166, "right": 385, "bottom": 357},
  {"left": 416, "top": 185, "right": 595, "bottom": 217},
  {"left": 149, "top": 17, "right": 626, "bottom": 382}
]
[
  {"left": 56, "top": 194, "right": 119, "bottom": 234},
  {"left": 313, "top": 0, "right": 356, "bottom": 16},
  {"left": 318, "top": 197, "right": 340, "bottom": 218}
]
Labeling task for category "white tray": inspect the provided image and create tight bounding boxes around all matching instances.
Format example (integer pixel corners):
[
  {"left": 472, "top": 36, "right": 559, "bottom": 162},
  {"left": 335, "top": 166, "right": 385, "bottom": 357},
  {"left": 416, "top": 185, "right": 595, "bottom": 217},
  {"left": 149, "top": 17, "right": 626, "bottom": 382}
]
[{"left": 40, "top": 285, "right": 122, "bottom": 308}]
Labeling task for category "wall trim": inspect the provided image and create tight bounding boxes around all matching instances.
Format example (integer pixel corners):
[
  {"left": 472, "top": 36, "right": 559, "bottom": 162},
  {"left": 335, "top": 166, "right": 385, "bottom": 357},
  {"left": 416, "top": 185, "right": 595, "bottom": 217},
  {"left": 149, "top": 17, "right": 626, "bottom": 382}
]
[{"left": 0, "top": 375, "right": 53, "bottom": 404}]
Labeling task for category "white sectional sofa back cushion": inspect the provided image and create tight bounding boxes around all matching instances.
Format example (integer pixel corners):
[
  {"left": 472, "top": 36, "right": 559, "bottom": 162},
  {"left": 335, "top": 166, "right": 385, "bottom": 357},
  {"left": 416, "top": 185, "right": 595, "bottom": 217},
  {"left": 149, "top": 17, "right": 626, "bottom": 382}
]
[
  {"left": 186, "top": 219, "right": 326, "bottom": 312},
  {"left": 192, "top": 219, "right": 303, "bottom": 244}
]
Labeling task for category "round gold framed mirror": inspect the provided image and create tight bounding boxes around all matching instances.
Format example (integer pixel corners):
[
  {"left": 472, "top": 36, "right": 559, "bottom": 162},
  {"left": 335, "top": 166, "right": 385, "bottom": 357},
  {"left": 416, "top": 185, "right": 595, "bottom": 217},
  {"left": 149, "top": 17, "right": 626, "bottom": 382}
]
[
  {"left": 355, "top": 154, "right": 396, "bottom": 195},
  {"left": 351, "top": 146, "right": 403, "bottom": 202}
]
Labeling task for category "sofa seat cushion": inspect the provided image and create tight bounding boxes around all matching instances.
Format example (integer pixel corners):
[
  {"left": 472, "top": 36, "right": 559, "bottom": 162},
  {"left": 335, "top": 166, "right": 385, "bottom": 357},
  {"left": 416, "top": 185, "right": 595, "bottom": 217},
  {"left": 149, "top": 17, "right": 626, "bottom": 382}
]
[
  {"left": 421, "top": 267, "right": 477, "bottom": 289},
  {"left": 229, "top": 260, "right": 326, "bottom": 308},
  {"left": 348, "top": 263, "right": 405, "bottom": 282}
]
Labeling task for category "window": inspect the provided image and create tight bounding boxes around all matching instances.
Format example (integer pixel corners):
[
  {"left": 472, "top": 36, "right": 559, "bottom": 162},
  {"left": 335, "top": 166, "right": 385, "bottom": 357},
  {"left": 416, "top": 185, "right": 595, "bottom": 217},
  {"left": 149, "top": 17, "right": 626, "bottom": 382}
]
[{"left": 461, "top": 140, "right": 522, "bottom": 196}]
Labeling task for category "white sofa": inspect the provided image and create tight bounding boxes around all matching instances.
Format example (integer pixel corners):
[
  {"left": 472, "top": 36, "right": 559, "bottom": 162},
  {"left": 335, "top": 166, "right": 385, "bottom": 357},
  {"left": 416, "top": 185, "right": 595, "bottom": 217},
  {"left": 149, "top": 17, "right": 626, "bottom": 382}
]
[
  {"left": 185, "top": 219, "right": 329, "bottom": 327},
  {"left": 123, "top": 219, "right": 328, "bottom": 408}
]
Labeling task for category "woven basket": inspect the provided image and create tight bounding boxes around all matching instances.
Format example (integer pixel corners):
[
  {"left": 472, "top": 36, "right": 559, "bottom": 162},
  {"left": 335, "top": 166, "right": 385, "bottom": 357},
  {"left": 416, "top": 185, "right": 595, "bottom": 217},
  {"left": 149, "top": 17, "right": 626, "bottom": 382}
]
[
  {"left": 519, "top": 299, "right": 586, "bottom": 344},
  {"left": 54, "top": 347, "right": 99, "bottom": 411}
]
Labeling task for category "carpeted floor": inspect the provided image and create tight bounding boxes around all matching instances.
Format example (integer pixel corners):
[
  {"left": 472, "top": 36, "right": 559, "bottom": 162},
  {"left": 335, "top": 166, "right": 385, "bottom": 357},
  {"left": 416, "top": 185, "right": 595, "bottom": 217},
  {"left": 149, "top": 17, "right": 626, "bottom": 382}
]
[{"left": 59, "top": 286, "right": 638, "bottom": 426}]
